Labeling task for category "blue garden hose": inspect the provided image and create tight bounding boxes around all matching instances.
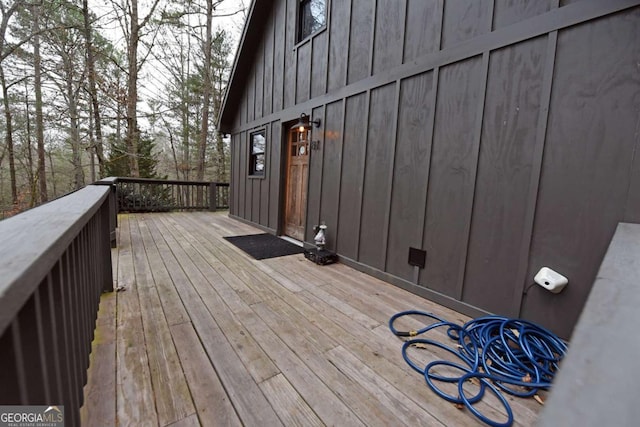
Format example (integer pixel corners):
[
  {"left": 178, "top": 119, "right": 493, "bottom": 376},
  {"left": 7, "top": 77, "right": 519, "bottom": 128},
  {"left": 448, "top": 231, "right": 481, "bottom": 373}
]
[{"left": 389, "top": 310, "right": 567, "bottom": 427}]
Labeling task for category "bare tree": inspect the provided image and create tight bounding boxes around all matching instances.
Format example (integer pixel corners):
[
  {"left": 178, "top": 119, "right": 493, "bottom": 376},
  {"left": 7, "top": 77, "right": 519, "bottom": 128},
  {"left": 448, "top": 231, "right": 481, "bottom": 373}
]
[
  {"left": 110, "top": 0, "right": 163, "bottom": 177},
  {"left": 0, "top": 0, "right": 25, "bottom": 205},
  {"left": 82, "top": 0, "right": 105, "bottom": 179},
  {"left": 196, "top": 0, "right": 216, "bottom": 183},
  {"left": 32, "top": 1, "right": 47, "bottom": 202}
]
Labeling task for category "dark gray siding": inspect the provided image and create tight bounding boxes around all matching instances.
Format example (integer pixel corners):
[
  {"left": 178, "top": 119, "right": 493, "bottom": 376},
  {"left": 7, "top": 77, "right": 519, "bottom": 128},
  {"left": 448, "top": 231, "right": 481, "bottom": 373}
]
[
  {"left": 463, "top": 37, "right": 547, "bottom": 316},
  {"left": 521, "top": 11, "right": 640, "bottom": 332},
  {"left": 422, "top": 57, "right": 483, "bottom": 299},
  {"left": 347, "top": 0, "right": 374, "bottom": 85},
  {"left": 224, "top": 0, "right": 640, "bottom": 338},
  {"left": 359, "top": 83, "right": 396, "bottom": 271},
  {"left": 403, "top": 0, "right": 442, "bottom": 62},
  {"left": 319, "top": 101, "right": 344, "bottom": 247},
  {"left": 386, "top": 72, "right": 434, "bottom": 283},
  {"left": 337, "top": 93, "right": 367, "bottom": 261},
  {"left": 441, "top": 0, "right": 492, "bottom": 49},
  {"left": 327, "top": 0, "right": 350, "bottom": 91}
]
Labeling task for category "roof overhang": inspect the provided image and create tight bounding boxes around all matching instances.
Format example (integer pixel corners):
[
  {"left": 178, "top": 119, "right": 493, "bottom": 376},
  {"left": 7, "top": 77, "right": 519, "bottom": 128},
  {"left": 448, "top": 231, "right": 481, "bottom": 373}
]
[{"left": 217, "top": 0, "right": 271, "bottom": 134}]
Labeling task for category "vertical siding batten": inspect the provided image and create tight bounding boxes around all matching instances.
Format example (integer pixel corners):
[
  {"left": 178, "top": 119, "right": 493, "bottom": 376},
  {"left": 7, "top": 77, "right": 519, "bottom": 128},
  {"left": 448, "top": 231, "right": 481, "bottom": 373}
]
[
  {"left": 455, "top": 52, "right": 490, "bottom": 301},
  {"left": 462, "top": 36, "right": 548, "bottom": 315},
  {"left": 416, "top": 67, "right": 440, "bottom": 285},
  {"left": 382, "top": 81, "right": 402, "bottom": 271},
  {"left": 384, "top": 69, "right": 437, "bottom": 284},
  {"left": 369, "top": 0, "right": 378, "bottom": 76},
  {"left": 355, "top": 90, "right": 372, "bottom": 261},
  {"left": 514, "top": 30, "right": 559, "bottom": 317},
  {"left": 337, "top": 94, "right": 366, "bottom": 258},
  {"left": 359, "top": 83, "right": 397, "bottom": 270},
  {"left": 269, "top": 120, "right": 282, "bottom": 230},
  {"left": 332, "top": 100, "right": 348, "bottom": 251},
  {"left": 308, "top": 35, "right": 314, "bottom": 100}
]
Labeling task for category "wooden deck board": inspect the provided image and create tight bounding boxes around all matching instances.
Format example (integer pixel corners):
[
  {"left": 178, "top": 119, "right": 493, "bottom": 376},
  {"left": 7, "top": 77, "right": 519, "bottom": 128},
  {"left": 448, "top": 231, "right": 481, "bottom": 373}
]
[
  {"left": 130, "top": 217, "right": 195, "bottom": 426},
  {"left": 114, "top": 215, "right": 159, "bottom": 426},
  {"left": 82, "top": 211, "right": 543, "bottom": 426}
]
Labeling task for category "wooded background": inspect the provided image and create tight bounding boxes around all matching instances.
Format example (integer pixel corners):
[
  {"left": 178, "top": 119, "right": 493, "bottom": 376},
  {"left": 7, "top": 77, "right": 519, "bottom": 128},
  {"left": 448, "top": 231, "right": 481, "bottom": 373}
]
[{"left": 0, "top": 0, "right": 245, "bottom": 218}]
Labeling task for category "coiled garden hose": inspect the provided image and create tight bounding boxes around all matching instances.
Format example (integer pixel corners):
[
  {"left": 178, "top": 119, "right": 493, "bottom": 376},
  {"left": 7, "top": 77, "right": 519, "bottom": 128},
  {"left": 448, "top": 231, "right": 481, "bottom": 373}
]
[{"left": 389, "top": 311, "right": 567, "bottom": 427}]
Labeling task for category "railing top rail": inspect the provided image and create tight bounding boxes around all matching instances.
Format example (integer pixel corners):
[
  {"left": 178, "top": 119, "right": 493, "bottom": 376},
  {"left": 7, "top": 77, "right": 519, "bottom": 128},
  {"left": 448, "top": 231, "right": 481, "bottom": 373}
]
[
  {"left": 97, "top": 176, "right": 229, "bottom": 186},
  {"left": 0, "top": 185, "right": 110, "bottom": 335}
]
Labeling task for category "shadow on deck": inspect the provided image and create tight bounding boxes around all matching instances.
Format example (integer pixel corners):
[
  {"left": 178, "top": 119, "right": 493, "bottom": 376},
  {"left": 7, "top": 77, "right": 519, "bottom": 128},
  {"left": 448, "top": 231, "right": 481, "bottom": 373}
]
[{"left": 80, "top": 212, "right": 542, "bottom": 426}]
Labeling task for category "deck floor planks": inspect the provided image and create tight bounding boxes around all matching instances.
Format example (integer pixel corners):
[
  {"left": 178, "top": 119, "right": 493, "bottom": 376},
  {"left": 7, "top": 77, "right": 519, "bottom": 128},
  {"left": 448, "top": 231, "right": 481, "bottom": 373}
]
[
  {"left": 258, "top": 373, "right": 324, "bottom": 427},
  {"left": 143, "top": 215, "right": 283, "bottom": 427},
  {"left": 261, "top": 260, "right": 479, "bottom": 426},
  {"left": 136, "top": 216, "right": 190, "bottom": 326},
  {"left": 114, "top": 215, "right": 158, "bottom": 426},
  {"left": 237, "top": 306, "right": 367, "bottom": 427},
  {"left": 149, "top": 214, "right": 280, "bottom": 385},
  {"left": 83, "top": 211, "right": 542, "bottom": 427},
  {"left": 157, "top": 215, "right": 373, "bottom": 426},
  {"left": 129, "top": 216, "right": 195, "bottom": 426},
  {"left": 169, "top": 321, "right": 241, "bottom": 427}
]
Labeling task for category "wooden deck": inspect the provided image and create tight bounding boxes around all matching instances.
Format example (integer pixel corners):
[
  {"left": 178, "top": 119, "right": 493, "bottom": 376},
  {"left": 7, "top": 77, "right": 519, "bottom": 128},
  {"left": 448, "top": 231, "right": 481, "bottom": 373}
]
[{"left": 80, "top": 212, "right": 542, "bottom": 426}]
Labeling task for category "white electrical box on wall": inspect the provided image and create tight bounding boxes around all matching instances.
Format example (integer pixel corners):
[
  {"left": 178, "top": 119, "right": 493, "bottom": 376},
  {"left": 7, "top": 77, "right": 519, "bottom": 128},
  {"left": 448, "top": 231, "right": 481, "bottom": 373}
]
[{"left": 534, "top": 267, "right": 568, "bottom": 294}]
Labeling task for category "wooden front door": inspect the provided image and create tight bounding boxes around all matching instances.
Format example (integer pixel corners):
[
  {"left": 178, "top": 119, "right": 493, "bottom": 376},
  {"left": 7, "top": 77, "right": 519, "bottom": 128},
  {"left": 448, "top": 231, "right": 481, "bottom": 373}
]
[{"left": 283, "top": 126, "right": 310, "bottom": 241}]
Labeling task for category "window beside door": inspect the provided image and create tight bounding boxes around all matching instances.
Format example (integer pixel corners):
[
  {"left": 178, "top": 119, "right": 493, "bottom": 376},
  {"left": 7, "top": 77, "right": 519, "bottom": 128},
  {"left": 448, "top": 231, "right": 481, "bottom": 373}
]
[{"left": 249, "top": 130, "right": 266, "bottom": 177}]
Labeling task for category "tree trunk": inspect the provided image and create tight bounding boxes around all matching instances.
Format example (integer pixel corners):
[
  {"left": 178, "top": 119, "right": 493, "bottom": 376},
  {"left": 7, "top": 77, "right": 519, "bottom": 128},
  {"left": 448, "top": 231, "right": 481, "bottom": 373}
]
[
  {"left": 88, "top": 113, "right": 96, "bottom": 182},
  {"left": 65, "top": 57, "right": 84, "bottom": 190},
  {"left": 126, "top": 0, "right": 140, "bottom": 177},
  {"left": 47, "top": 149, "right": 57, "bottom": 196},
  {"left": 83, "top": 0, "right": 105, "bottom": 178},
  {"left": 214, "top": 66, "right": 226, "bottom": 181},
  {"left": 0, "top": 66, "right": 17, "bottom": 204},
  {"left": 197, "top": 0, "right": 213, "bottom": 183},
  {"left": 32, "top": 4, "right": 47, "bottom": 203},
  {"left": 24, "top": 81, "right": 36, "bottom": 207}
]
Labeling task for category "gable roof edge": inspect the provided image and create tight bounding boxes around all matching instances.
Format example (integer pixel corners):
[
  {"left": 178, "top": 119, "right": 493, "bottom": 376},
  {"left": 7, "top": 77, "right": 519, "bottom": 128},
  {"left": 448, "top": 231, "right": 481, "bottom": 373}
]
[{"left": 217, "top": 0, "right": 269, "bottom": 133}]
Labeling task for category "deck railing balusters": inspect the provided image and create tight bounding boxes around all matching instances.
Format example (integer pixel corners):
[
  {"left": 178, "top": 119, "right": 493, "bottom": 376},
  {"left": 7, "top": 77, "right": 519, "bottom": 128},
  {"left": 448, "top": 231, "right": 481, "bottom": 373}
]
[
  {"left": 95, "top": 177, "right": 229, "bottom": 213},
  {"left": 0, "top": 185, "right": 112, "bottom": 426},
  {"left": 0, "top": 177, "right": 228, "bottom": 425}
]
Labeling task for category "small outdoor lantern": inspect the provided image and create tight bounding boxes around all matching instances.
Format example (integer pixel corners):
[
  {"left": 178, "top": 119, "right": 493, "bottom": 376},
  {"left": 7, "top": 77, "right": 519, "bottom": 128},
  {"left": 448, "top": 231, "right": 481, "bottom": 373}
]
[
  {"left": 304, "top": 223, "right": 337, "bottom": 266},
  {"left": 292, "top": 113, "right": 321, "bottom": 132}
]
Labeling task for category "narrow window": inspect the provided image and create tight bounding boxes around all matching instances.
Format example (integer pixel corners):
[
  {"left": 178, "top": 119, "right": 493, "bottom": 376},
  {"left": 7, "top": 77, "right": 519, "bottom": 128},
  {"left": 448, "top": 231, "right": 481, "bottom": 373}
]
[
  {"left": 249, "top": 131, "right": 266, "bottom": 176},
  {"left": 298, "top": 0, "right": 326, "bottom": 42}
]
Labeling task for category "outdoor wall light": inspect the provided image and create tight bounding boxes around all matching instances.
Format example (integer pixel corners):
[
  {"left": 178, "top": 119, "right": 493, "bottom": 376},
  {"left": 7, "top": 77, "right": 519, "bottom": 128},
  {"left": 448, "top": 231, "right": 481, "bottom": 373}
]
[{"left": 292, "top": 113, "right": 321, "bottom": 132}]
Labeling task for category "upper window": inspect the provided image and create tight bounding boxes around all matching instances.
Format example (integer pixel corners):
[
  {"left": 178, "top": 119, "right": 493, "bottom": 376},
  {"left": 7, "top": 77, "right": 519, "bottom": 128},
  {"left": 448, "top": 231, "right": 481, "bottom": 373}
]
[
  {"left": 298, "top": 0, "right": 326, "bottom": 42},
  {"left": 249, "top": 131, "right": 266, "bottom": 176}
]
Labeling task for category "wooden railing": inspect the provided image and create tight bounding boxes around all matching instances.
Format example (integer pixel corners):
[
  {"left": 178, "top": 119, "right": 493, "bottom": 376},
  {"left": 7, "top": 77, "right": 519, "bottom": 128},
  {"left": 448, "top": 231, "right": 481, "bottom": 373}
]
[
  {"left": 538, "top": 222, "right": 640, "bottom": 426},
  {"left": 0, "top": 184, "right": 114, "bottom": 426},
  {"left": 0, "top": 177, "right": 229, "bottom": 425},
  {"left": 96, "top": 177, "right": 230, "bottom": 213}
]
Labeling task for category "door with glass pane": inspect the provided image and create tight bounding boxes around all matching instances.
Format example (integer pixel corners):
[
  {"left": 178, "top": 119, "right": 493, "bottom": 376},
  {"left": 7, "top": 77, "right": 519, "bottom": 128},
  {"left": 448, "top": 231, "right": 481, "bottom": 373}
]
[{"left": 283, "top": 126, "right": 309, "bottom": 241}]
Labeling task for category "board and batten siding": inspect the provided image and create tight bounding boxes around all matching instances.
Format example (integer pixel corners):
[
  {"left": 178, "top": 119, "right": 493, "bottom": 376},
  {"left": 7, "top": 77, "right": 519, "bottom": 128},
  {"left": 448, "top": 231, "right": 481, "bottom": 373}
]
[{"left": 224, "top": 0, "right": 640, "bottom": 338}]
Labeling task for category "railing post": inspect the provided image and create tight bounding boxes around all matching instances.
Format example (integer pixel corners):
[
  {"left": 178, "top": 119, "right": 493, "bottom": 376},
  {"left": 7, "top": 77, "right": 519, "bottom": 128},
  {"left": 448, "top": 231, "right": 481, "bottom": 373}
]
[
  {"left": 92, "top": 178, "right": 118, "bottom": 248},
  {"left": 101, "top": 201, "right": 114, "bottom": 293},
  {"left": 209, "top": 182, "right": 218, "bottom": 211}
]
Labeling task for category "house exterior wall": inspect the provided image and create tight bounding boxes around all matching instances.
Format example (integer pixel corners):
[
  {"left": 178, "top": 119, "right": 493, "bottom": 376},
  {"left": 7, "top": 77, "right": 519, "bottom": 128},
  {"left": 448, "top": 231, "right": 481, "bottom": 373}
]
[{"left": 223, "top": 0, "right": 640, "bottom": 338}]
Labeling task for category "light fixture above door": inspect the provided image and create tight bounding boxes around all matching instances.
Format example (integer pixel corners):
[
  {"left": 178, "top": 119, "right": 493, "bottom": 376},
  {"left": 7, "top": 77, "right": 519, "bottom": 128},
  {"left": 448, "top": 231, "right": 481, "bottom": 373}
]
[{"left": 292, "top": 113, "right": 321, "bottom": 133}]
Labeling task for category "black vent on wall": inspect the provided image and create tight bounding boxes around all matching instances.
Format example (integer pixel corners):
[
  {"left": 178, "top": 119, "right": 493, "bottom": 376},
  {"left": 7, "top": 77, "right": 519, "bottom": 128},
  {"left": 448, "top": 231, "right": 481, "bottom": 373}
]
[{"left": 408, "top": 247, "right": 426, "bottom": 269}]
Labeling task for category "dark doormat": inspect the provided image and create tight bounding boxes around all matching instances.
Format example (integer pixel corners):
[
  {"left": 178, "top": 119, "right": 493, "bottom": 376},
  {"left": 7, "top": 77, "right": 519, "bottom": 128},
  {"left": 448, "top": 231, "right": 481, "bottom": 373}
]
[{"left": 223, "top": 233, "right": 305, "bottom": 260}]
